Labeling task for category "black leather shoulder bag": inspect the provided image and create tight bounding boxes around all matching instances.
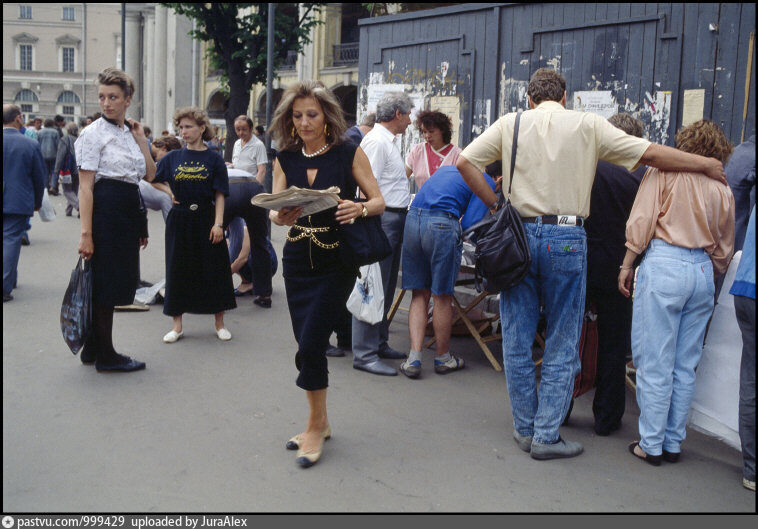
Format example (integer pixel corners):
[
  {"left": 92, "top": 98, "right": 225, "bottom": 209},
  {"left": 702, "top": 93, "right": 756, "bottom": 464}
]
[{"left": 462, "top": 109, "right": 531, "bottom": 292}]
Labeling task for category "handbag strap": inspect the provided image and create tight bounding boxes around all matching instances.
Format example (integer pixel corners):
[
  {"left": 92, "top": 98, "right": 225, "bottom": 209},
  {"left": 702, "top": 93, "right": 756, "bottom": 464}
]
[{"left": 504, "top": 109, "right": 523, "bottom": 203}]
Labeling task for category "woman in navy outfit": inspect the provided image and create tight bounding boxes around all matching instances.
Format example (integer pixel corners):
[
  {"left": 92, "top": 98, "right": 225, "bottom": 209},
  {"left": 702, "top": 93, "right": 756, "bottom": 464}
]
[
  {"left": 269, "top": 81, "right": 385, "bottom": 468},
  {"left": 153, "top": 107, "right": 236, "bottom": 343}
]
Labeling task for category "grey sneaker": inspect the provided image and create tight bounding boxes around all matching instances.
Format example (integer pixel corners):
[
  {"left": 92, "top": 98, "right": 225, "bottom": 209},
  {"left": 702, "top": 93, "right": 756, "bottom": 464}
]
[
  {"left": 434, "top": 355, "right": 464, "bottom": 374},
  {"left": 399, "top": 359, "right": 421, "bottom": 379},
  {"left": 743, "top": 477, "right": 756, "bottom": 491},
  {"left": 513, "top": 431, "right": 533, "bottom": 452},
  {"left": 530, "top": 436, "right": 584, "bottom": 460}
]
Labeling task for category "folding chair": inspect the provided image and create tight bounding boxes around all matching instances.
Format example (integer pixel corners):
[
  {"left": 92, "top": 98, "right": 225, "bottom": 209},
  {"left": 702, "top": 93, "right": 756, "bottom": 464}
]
[{"left": 387, "top": 265, "right": 503, "bottom": 371}]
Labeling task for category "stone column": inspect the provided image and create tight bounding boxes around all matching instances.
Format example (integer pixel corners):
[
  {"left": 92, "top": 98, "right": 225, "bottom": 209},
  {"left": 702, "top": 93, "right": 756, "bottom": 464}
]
[
  {"left": 165, "top": 11, "right": 177, "bottom": 129},
  {"left": 144, "top": 10, "right": 155, "bottom": 131},
  {"left": 154, "top": 5, "right": 168, "bottom": 133},
  {"left": 124, "top": 8, "right": 142, "bottom": 121}
]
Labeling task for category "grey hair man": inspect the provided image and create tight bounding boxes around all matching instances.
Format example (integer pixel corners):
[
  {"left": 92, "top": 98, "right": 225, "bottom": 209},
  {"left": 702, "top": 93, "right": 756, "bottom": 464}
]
[{"left": 351, "top": 91, "right": 414, "bottom": 376}]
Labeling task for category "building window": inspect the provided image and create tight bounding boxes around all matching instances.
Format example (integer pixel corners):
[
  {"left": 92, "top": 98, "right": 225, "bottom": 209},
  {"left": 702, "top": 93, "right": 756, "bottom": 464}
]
[
  {"left": 19, "top": 5, "right": 32, "bottom": 19},
  {"left": 58, "top": 91, "right": 80, "bottom": 104},
  {"left": 62, "top": 7, "right": 75, "bottom": 21},
  {"left": 19, "top": 45, "right": 33, "bottom": 70},
  {"left": 16, "top": 89, "right": 39, "bottom": 102},
  {"left": 62, "top": 47, "right": 75, "bottom": 72},
  {"left": 62, "top": 106, "right": 75, "bottom": 116},
  {"left": 15, "top": 90, "right": 39, "bottom": 114}
]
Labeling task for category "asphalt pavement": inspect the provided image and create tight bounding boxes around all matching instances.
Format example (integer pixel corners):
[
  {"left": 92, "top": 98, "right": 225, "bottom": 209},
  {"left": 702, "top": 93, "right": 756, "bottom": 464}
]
[{"left": 2, "top": 194, "right": 755, "bottom": 513}]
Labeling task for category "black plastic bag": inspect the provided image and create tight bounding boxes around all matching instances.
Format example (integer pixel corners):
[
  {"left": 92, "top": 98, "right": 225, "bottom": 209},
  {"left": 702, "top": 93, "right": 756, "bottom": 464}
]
[{"left": 60, "top": 257, "right": 93, "bottom": 354}]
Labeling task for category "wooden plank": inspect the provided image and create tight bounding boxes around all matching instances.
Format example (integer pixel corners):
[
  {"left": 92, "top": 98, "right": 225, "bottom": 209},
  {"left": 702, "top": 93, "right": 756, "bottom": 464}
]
[{"left": 713, "top": 2, "right": 742, "bottom": 140}]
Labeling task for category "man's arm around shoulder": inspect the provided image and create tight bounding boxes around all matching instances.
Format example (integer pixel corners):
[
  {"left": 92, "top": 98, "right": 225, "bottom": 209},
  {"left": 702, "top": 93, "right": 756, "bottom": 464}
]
[{"left": 639, "top": 143, "right": 726, "bottom": 184}]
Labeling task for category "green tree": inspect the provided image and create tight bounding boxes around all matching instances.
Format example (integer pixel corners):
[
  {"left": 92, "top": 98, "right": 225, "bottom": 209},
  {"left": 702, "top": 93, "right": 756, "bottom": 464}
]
[{"left": 162, "top": 3, "right": 324, "bottom": 160}]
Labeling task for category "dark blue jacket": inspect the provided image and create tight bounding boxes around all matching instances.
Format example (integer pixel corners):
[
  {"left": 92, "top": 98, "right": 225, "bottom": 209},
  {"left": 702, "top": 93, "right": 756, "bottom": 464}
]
[
  {"left": 726, "top": 135, "right": 755, "bottom": 252},
  {"left": 3, "top": 128, "right": 47, "bottom": 216}
]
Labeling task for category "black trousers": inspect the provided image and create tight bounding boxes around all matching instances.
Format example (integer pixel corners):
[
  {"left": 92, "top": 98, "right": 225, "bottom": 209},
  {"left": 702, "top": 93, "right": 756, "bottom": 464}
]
[
  {"left": 223, "top": 180, "right": 273, "bottom": 297},
  {"left": 588, "top": 285, "right": 633, "bottom": 431}
]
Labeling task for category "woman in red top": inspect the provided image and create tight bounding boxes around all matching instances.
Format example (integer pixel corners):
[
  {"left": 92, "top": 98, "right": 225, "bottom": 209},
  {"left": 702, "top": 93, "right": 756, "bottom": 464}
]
[{"left": 405, "top": 110, "right": 461, "bottom": 191}]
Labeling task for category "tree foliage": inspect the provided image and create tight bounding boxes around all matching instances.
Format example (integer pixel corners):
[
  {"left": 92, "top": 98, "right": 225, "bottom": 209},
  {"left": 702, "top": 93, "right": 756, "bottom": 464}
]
[{"left": 161, "top": 3, "right": 325, "bottom": 160}]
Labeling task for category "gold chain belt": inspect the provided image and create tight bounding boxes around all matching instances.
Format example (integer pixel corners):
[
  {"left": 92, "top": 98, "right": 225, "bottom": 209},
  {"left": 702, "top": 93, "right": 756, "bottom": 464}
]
[{"left": 286, "top": 223, "right": 340, "bottom": 250}]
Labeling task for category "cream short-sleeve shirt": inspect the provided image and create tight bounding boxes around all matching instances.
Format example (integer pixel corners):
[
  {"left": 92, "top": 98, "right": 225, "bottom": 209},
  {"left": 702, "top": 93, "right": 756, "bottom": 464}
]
[{"left": 460, "top": 101, "right": 651, "bottom": 218}]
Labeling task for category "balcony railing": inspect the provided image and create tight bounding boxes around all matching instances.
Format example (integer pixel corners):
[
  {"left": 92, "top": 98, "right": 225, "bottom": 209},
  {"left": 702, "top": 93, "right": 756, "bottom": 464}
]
[
  {"left": 279, "top": 50, "right": 298, "bottom": 71},
  {"left": 332, "top": 42, "right": 359, "bottom": 67}
]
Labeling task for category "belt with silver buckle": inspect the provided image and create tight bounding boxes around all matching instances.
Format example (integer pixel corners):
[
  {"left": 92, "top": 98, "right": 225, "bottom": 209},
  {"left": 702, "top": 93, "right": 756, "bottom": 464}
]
[
  {"left": 174, "top": 202, "right": 210, "bottom": 212},
  {"left": 521, "top": 215, "right": 584, "bottom": 227}
]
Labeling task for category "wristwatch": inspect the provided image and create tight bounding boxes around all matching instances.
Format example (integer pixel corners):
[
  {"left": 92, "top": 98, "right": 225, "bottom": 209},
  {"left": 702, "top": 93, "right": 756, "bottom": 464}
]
[{"left": 361, "top": 205, "right": 368, "bottom": 218}]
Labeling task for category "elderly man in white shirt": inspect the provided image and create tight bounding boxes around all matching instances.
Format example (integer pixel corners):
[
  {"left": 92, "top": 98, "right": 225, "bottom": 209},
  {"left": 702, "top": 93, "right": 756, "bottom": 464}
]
[
  {"left": 351, "top": 92, "right": 413, "bottom": 376},
  {"left": 231, "top": 115, "right": 268, "bottom": 184}
]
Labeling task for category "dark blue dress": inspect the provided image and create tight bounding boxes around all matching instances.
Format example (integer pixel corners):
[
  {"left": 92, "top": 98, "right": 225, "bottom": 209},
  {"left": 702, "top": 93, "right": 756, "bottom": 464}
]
[
  {"left": 154, "top": 147, "right": 236, "bottom": 316},
  {"left": 278, "top": 142, "right": 359, "bottom": 391}
]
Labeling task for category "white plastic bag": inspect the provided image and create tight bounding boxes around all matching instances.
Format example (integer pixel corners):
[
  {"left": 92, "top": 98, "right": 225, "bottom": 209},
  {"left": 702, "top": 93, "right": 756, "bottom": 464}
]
[
  {"left": 346, "top": 262, "right": 384, "bottom": 324},
  {"left": 134, "top": 278, "right": 166, "bottom": 305},
  {"left": 39, "top": 189, "right": 56, "bottom": 222}
]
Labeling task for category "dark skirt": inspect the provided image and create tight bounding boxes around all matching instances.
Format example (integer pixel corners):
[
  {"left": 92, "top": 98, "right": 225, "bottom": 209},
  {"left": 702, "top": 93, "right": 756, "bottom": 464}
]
[
  {"left": 284, "top": 265, "right": 356, "bottom": 391},
  {"left": 91, "top": 179, "right": 140, "bottom": 307},
  {"left": 163, "top": 205, "right": 236, "bottom": 316}
]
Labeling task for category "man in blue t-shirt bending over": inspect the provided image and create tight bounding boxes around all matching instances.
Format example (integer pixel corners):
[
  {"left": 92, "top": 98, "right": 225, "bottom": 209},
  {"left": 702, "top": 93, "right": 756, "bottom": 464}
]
[{"left": 398, "top": 161, "right": 499, "bottom": 378}]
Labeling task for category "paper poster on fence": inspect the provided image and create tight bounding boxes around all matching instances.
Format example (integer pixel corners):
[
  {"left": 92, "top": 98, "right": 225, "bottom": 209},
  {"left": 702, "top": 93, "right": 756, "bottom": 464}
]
[{"left": 573, "top": 91, "right": 618, "bottom": 119}]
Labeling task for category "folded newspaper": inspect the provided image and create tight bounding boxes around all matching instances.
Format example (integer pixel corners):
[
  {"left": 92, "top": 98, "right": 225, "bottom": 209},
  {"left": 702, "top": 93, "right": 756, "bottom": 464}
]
[{"left": 251, "top": 186, "right": 341, "bottom": 217}]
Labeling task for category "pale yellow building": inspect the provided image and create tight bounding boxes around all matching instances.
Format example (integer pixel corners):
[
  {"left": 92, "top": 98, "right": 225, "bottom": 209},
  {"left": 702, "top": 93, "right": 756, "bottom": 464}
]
[
  {"left": 201, "top": 3, "right": 367, "bottom": 140},
  {"left": 3, "top": 3, "right": 200, "bottom": 132}
]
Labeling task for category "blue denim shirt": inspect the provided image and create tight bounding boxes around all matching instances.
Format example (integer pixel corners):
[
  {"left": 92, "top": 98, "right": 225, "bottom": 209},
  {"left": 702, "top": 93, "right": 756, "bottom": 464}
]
[{"left": 730, "top": 205, "right": 755, "bottom": 300}]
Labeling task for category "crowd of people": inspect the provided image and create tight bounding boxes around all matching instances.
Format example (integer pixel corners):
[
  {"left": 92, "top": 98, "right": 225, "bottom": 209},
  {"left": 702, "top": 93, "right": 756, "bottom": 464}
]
[{"left": 2, "top": 66, "right": 753, "bottom": 489}]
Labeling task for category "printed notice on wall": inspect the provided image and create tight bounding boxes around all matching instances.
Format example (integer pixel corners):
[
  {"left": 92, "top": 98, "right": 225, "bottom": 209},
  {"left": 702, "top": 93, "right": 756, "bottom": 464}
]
[
  {"left": 366, "top": 83, "right": 424, "bottom": 122},
  {"left": 681, "top": 89, "right": 705, "bottom": 127},
  {"left": 573, "top": 90, "right": 618, "bottom": 119},
  {"left": 430, "top": 96, "right": 461, "bottom": 147}
]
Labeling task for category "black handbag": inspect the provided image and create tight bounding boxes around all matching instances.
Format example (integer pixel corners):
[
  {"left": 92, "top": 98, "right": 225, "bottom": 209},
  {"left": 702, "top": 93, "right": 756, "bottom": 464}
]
[
  {"left": 462, "top": 109, "right": 531, "bottom": 292},
  {"left": 339, "top": 201, "right": 392, "bottom": 269},
  {"left": 60, "top": 256, "right": 93, "bottom": 354}
]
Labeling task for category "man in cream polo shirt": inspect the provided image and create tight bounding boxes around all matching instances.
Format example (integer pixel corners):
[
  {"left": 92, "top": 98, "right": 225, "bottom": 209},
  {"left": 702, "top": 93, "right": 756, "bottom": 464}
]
[
  {"left": 351, "top": 92, "right": 414, "bottom": 376},
  {"left": 457, "top": 68, "right": 728, "bottom": 460}
]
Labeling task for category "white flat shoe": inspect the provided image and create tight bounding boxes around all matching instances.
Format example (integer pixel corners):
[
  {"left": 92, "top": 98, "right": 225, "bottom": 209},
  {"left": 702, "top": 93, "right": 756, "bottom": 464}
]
[
  {"left": 216, "top": 328, "right": 232, "bottom": 341},
  {"left": 163, "top": 330, "right": 183, "bottom": 343}
]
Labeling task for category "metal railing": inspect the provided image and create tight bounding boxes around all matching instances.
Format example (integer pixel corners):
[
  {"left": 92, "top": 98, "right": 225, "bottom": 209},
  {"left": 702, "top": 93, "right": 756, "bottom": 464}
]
[{"left": 332, "top": 42, "right": 359, "bottom": 67}]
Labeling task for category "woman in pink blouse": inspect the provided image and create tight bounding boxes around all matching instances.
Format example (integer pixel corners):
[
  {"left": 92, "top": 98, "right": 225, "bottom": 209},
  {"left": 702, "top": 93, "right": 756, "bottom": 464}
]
[
  {"left": 619, "top": 120, "right": 735, "bottom": 466},
  {"left": 405, "top": 110, "right": 461, "bottom": 191}
]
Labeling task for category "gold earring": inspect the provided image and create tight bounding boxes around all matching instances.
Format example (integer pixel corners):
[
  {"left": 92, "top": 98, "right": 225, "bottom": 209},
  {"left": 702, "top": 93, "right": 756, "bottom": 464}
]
[
  {"left": 324, "top": 124, "right": 327, "bottom": 135},
  {"left": 291, "top": 127, "right": 296, "bottom": 138}
]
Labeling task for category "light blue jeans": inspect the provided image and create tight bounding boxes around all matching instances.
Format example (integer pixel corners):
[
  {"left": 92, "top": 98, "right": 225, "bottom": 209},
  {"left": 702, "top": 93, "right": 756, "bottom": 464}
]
[
  {"left": 632, "top": 239, "right": 714, "bottom": 456},
  {"left": 500, "top": 220, "right": 586, "bottom": 444}
]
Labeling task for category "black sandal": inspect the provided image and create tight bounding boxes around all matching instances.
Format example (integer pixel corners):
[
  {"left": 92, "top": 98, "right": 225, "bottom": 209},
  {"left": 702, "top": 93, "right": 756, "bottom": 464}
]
[{"left": 628, "top": 441, "right": 661, "bottom": 466}]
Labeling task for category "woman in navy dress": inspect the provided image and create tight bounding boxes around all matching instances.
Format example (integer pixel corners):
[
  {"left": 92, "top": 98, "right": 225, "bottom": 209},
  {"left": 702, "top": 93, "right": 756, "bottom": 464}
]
[
  {"left": 269, "top": 81, "right": 385, "bottom": 468},
  {"left": 153, "top": 107, "right": 236, "bottom": 343}
]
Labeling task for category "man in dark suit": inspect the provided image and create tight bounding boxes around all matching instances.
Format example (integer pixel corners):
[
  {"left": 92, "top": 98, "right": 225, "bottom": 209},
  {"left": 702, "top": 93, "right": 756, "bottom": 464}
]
[
  {"left": 585, "top": 113, "right": 647, "bottom": 436},
  {"left": 3, "top": 104, "right": 47, "bottom": 302}
]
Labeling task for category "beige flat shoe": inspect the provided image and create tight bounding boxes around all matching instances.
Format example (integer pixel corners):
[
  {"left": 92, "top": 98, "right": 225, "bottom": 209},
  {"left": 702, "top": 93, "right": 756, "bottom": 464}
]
[{"left": 286, "top": 425, "right": 331, "bottom": 450}]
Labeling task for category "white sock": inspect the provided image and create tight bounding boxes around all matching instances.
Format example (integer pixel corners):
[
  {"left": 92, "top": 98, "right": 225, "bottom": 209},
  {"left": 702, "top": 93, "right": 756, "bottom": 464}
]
[
  {"left": 436, "top": 352, "right": 451, "bottom": 363},
  {"left": 407, "top": 350, "right": 422, "bottom": 364}
]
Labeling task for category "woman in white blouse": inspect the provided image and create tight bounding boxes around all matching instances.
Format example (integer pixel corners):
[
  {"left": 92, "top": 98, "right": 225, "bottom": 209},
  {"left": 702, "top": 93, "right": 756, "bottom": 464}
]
[
  {"left": 230, "top": 115, "right": 268, "bottom": 184},
  {"left": 75, "top": 67, "right": 156, "bottom": 372}
]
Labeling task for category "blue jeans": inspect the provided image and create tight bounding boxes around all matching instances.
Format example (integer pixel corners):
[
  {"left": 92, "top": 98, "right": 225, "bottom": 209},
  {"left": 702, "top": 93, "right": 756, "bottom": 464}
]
[
  {"left": 500, "top": 220, "right": 586, "bottom": 444},
  {"left": 3, "top": 214, "right": 31, "bottom": 296},
  {"left": 633, "top": 239, "right": 714, "bottom": 456},
  {"left": 401, "top": 208, "right": 462, "bottom": 295}
]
